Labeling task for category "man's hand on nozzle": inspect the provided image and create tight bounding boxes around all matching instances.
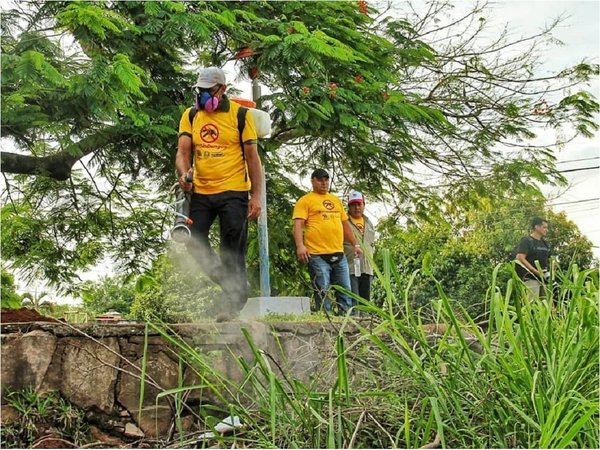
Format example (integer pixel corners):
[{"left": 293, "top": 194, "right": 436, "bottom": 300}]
[{"left": 179, "top": 170, "right": 193, "bottom": 192}]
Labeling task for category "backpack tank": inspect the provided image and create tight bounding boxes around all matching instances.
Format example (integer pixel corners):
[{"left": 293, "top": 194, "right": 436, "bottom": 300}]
[{"left": 231, "top": 98, "right": 271, "bottom": 138}]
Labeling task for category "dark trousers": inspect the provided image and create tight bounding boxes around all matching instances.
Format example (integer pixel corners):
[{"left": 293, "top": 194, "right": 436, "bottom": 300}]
[
  {"left": 187, "top": 191, "right": 249, "bottom": 312},
  {"left": 350, "top": 274, "right": 372, "bottom": 301}
]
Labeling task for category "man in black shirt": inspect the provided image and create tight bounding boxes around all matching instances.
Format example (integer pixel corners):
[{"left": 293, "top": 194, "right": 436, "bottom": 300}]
[{"left": 515, "top": 217, "right": 551, "bottom": 299}]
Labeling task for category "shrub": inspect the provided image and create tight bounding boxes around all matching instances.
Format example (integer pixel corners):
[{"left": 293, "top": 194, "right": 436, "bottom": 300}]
[{"left": 0, "top": 389, "right": 90, "bottom": 448}]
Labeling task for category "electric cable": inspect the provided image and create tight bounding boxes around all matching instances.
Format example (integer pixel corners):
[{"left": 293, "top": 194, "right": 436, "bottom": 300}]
[
  {"left": 548, "top": 198, "right": 599, "bottom": 207},
  {"left": 556, "top": 156, "right": 599, "bottom": 164},
  {"left": 557, "top": 166, "right": 599, "bottom": 174}
]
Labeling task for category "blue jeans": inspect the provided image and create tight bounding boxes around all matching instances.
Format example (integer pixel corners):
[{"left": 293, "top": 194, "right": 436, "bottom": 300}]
[{"left": 308, "top": 255, "right": 354, "bottom": 314}]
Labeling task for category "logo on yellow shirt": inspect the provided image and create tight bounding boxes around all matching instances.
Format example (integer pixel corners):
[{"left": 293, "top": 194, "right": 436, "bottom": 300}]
[
  {"left": 323, "top": 200, "right": 334, "bottom": 210},
  {"left": 201, "top": 124, "right": 219, "bottom": 143}
]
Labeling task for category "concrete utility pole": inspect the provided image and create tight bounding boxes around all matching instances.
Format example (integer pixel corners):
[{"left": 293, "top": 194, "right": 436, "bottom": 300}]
[
  {"left": 239, "top": 74, "right": 309, "bottom": 320},
  {"left": 252, "top": 78, "right": 271, "bottom": 297}
]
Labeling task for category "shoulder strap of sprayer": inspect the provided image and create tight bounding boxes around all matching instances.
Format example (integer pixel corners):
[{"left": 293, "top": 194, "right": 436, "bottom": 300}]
[{"left": 188, "top": 106, "right": 248, "bottom": 179}]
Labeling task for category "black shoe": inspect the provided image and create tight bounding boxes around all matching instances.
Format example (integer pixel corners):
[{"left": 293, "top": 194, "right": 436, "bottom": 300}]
[{"left": 215, "top": 312, "right": 239, "bottom": 322}]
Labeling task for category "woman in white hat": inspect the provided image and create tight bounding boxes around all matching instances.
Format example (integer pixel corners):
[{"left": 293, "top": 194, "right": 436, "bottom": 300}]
[{"left": 344, "top": 191, "right": 376, "bottom": 301}]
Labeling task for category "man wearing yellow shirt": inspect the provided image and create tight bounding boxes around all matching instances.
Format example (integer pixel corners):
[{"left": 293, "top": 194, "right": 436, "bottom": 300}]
[
  {"left": 293, "top": 169, "right": 363, "bottom": 315},
  {"left": 175, "top": 67, "right": 263, "bottom": 318}
]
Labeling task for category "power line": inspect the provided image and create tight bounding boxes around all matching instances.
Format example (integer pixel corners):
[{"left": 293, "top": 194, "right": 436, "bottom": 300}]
[
  {"left": 562, "top": 212, "right": 598, "bottom": 218},
  {"left": 548, "top": 198, "right": 599, "bottom": 207},
  {"left": 557, "top": 166, "right": 599, "bottom": 174},
  {"left": 557, "top": 156, "right": 599, "bottom": 164},
  {"left": 560, "top": 207, "right": 600, "bottom": 214}
]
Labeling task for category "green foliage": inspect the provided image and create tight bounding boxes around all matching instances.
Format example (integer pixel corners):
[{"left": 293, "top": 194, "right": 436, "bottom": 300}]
[
  {"left": 20, "top": 290, "right": 51, "bottom": 310},
  {"left": 374, "top": 189, "right": 595, "bottom": 317},
  {"left": 39, "top": 302, "right": 79, "bottom": 321},
  {"left": 358, "top": 254, "right": 599, "bottom": 448},
  {"left": 1, "top": 389, "right": 90, "bottom": 449},
  {"left": 1, "top": 266, "right": 22, "bottom": 309},
  {"left": 129, "top": 252, "right": 220, "bottom": 322},
  {"left": 11, "top": 284, "right": 72, "bottom": 320},
  {"left": 56, "top": 3, "right": 133, "bottom": 41},
  {"left": 1, "top": 176, "right": 165, "bottom": 289},
  {"left": 79, "top": 274, "right": 136, "bottom": 316}
]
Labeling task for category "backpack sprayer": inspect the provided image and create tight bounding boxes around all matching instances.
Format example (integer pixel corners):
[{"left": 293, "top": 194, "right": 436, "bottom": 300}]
[{"left": 169, "top": 173, "right": 193, "bottom": 242}]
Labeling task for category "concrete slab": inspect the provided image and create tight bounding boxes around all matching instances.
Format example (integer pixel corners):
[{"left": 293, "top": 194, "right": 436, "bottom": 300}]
[{"left": 239, "top": 297, "right": 311, "bottom": 320}]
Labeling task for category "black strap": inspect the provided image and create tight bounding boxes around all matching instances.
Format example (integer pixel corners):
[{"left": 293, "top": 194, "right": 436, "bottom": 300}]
[
  {"left": 188, "top": 107, "right": 197, "bottom": 169},
  {"left": 188, "top": 106, "right": 197, "bottom": 126},
  {"left": 237, "top": 106, "right": 248, "bottom": 181},
  {"left": 189, "top": 106, "right": 248, "bottom": 180}
]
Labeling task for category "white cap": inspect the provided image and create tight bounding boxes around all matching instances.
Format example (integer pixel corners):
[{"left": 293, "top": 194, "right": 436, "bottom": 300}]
[
  {"left": 193, "top": 67, "right": 226, "bottom": 88},
  {"left": 348, "top": 191, "right": 365, "bottom": 204}
]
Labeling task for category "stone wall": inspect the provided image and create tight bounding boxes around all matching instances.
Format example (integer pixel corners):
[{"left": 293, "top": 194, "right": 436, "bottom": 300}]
[{"left": 1, "top": 320, "right": 363, "bottom": 441}]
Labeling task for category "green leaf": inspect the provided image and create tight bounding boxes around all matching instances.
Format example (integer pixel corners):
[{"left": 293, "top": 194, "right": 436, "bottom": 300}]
[{"left": 111, "top": 54, "right": 146, "bottom": 98}]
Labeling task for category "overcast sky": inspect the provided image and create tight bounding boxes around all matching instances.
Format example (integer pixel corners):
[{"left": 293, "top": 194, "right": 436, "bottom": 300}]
[{"left": 495, "top": 1, "right": 599, "bottom": 257}]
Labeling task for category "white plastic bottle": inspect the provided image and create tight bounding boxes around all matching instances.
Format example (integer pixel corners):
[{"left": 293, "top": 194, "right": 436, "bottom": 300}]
[{"left": 354, "top": 256, "right": 361, "bottom": 277}]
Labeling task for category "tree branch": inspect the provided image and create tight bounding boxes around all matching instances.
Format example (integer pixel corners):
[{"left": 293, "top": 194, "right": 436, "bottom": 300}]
[
  {"left": 1, "top": 126, "right": 124, "bottom": 181},
  {"left": 0, "top": 151, "right": 80, "bottom": 181}
]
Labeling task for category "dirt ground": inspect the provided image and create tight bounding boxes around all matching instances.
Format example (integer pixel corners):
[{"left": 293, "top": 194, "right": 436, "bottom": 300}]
[{"left": 1, "top": 307, "right": 60, "bottom": 323}]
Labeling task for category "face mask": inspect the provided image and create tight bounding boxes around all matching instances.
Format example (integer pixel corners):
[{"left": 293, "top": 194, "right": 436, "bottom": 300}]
[{"left": 194, "top": 87, "right": 220, "bottom": 112}]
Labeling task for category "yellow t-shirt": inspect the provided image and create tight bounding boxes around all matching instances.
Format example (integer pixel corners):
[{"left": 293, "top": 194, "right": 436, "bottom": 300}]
[
  {"left": 349, "top": 216, "right": 365, "bottom": 235},
  {"left": 293, "top": 192, "right": 348, "bottom": 254},
  {"left": 178, "top": 99, "right": 258, "bottom": 194}
]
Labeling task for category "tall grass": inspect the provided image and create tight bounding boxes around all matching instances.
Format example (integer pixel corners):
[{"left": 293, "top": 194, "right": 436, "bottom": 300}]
[
  {"left": 350, "top": 251, "right": 599, "bottom": 448},
  {"left": 140, "top": 254, "right": 598, "bottom": 448}
]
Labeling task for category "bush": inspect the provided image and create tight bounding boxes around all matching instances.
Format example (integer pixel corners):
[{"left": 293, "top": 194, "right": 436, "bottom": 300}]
[
  {"left": 129, "top": 251, "right": 220, "bottom": 322},
  {"left": 0, "top": 389, "right": 90, "bottom": 448},
  {"left": 1, "top": 266, "right": 22, "bottom": 309}
]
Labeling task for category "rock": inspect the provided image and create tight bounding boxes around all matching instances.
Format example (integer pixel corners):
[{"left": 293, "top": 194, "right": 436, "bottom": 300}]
[
  {"left": 0, "top": 320, "right": 366, "bottom": 441},
  {"left": 0, "top": 405, "right": 20, "bottom": 424},
  {"left": 124, "top": 422, "right": 145, "bottom": 438},
  {"left": 89, "top": 425, "right": 127, "bottom": 447},
  {"left": 59, "top": 337, "right": 120, "bottom": 413},
  {"left": 181, "top": 415, "right": 196, "bottom": 432},
  {"left": 1, "top": 330, "right": 57, "bottom": 393},
  {"left": 117, "top": 351, "right": 178, "bottom": 437}
]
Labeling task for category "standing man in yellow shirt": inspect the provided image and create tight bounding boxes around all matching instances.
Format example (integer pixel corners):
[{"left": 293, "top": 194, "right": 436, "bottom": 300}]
[
  {"left": 293, "top": 169, "right": 363, "bottom": 315},
  {"left": 176, "top": 67, "right": 263, "bottom": 319}
]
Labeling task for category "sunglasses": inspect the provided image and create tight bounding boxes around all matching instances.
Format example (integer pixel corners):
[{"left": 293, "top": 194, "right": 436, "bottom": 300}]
[{"left": 193, "top": 84, "right": 222, "bottom": 96}]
